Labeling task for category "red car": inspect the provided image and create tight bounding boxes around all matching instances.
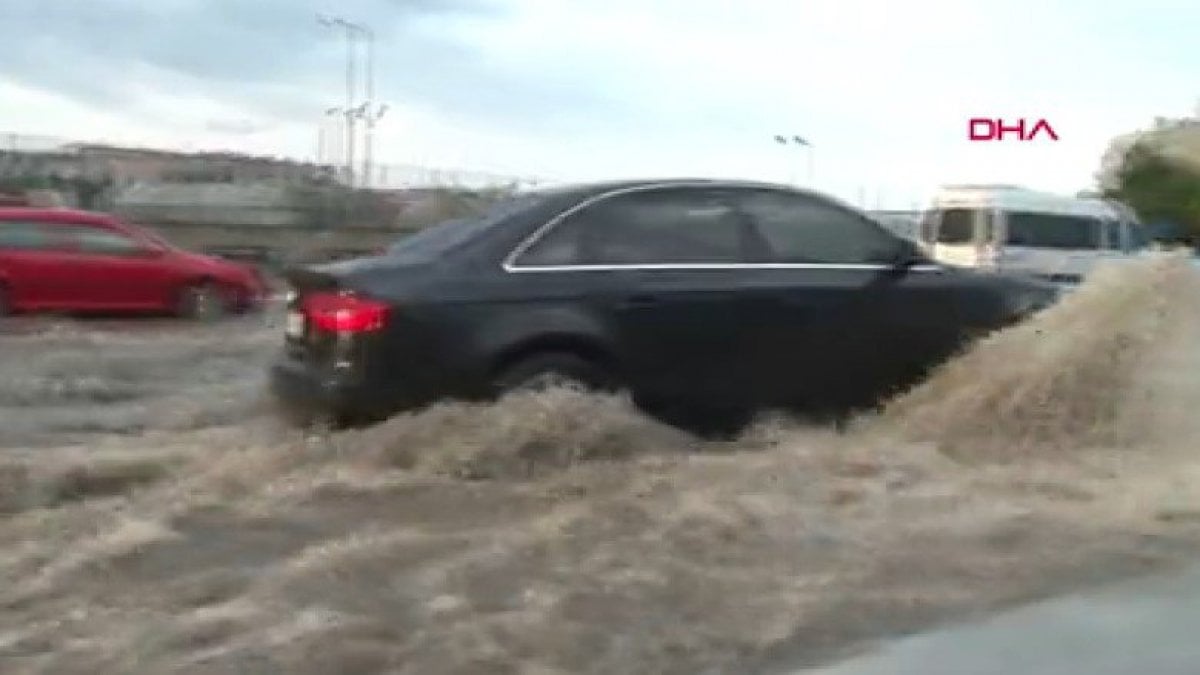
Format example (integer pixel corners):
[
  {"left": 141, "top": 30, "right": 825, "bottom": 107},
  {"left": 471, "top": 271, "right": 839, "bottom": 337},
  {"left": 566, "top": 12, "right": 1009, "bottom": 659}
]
[{"left": 0, "top": 207, "right": 266, "bottom": 318}]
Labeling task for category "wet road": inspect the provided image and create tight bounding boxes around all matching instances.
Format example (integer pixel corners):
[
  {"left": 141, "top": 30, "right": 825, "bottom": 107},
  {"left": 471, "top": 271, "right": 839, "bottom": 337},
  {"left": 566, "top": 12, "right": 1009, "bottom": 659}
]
[{"left": 798, "top": 564, "right": 1200, "bottom": 675}]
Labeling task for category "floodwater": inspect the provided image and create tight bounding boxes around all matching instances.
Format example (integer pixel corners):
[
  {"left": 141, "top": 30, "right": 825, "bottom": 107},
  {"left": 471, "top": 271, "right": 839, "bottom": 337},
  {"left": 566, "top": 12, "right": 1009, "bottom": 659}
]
[{"left": 2, "top": 257, "right": 1200, "bottom": 674}]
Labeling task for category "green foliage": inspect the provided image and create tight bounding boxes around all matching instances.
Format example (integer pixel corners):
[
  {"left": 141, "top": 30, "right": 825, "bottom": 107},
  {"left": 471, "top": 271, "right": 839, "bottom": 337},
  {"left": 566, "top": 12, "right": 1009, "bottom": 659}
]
[{"left": 1104, "top": 142, "right": 1200, "bottom": 244}]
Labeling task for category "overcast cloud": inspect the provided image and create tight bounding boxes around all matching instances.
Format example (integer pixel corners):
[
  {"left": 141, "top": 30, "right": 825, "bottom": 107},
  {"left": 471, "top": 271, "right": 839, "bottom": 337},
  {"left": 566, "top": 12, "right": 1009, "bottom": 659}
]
[{"left": 2, "top": 0, "right": 1198, "bottom": 206}]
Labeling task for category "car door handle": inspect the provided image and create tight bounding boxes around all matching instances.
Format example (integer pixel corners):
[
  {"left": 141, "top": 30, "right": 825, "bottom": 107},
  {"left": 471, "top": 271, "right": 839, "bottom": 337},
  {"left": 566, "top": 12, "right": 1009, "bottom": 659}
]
[{"left": 618, "top": 294, "right": 660, "bottom": 309}]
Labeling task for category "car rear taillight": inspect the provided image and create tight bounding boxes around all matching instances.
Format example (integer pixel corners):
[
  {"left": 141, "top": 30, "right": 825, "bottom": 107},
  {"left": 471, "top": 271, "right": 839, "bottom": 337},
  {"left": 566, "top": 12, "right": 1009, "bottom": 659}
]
[{"left": 302, "top": 292, "right": 389, "bottom": 333}]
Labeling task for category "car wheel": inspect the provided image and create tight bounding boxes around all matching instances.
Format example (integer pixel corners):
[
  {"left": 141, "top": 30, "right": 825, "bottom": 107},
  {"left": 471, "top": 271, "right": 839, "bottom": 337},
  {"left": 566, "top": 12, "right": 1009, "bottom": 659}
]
[
  {"left": 493, "top": 352, "right": 616, "bottom": 395},
  {"left": 176, "top": 282, "right": 226, "bottom": 321}
]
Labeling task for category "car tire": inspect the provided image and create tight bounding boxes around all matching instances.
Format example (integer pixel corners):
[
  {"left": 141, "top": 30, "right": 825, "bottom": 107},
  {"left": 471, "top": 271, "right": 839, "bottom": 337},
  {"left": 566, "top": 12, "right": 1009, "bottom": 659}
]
[
  {"left": 492, "top": 352, "right": 616, "bottom": 395},
  {"left": 176, "top": 281, "right": 226, "bottom": 321}
]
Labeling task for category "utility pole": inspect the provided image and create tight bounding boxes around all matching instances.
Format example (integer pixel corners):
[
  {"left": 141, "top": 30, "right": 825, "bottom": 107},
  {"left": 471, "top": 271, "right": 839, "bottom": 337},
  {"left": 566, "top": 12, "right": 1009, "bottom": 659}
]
[
  {"left": 360, "top": 26, "right": 389, "bottom": 190},
  {"left": 318, "top": 14, "right": 368, "bottom": 188},
  {"left": 344, "top": 28, "right": 356, "bottom": 187}
]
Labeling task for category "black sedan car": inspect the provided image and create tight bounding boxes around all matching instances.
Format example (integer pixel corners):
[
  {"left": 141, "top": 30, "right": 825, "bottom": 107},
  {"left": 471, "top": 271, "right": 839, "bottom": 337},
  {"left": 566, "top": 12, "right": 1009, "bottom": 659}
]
[{"left": 270, "top": 178, "right": 1059, "bottom": 427}]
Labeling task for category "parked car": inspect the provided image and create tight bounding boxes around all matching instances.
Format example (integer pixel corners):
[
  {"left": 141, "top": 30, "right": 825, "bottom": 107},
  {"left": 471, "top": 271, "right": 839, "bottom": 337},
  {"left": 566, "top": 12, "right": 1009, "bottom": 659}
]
[
  {"left": 270, "top": 179, "right": 1061, "bottom": 427},
  {"left": 0, "top": 207, "right": 266, "bottom": 318}
]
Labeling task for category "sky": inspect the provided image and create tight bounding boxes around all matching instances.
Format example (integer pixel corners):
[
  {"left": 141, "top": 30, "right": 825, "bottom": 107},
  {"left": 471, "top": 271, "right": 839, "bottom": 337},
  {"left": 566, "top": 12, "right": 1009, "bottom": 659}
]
[{"left": 1, "top": 0, "right": 1198, "bottom": 208}]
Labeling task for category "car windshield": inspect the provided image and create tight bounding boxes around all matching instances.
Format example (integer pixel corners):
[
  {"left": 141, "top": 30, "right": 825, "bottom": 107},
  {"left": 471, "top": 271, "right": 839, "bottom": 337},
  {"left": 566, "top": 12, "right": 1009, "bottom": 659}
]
[
  {"left": 385, "top": 194, "right": 540, "bottom": 262},
  {"left": 935, "top": 208, "right": 977, "bottom": 244}
]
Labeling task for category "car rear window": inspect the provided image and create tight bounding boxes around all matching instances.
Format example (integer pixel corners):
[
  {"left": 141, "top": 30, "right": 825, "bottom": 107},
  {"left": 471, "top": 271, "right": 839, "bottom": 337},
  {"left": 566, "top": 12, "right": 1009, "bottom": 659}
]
[
  {"left": 49, "top": 224, "right": 145, "bottom": 255},
  {"left": 131, "top": 224, "right": 173, "bottom": 249},
  {"left": 76, "top": 229, "right": 143, "bottom": 255},
  {"left": 386, "top": 194, "right": 541, "bottom": 263},
  {"left": 1006, "top": 212, "right": 1101, "bottom": 249}
]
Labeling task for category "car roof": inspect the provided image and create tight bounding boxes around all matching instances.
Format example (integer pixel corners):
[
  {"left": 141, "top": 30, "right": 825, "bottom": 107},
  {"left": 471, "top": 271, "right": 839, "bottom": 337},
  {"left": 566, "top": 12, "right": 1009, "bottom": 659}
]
[
  {"left": 0, "top": 207, "right": 119, "bottom": 225},
  {"left": 523, "top": 177, "right": 848, "bottom": 208}
]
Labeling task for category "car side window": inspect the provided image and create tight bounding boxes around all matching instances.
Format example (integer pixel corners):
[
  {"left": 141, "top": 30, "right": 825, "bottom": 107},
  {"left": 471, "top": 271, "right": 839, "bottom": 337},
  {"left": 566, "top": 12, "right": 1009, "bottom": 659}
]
[
  {"left": 734, "top": 190, "right": 904, "bottom": 265},
  {"left": 0, "top": 221, "right": 53, "bottom": 250},
  {"left": 516, "top": 187, "right": 748, "bottom": 266},
  {"left": 61, "top": 225, "right": 144, "bottom": 256}
]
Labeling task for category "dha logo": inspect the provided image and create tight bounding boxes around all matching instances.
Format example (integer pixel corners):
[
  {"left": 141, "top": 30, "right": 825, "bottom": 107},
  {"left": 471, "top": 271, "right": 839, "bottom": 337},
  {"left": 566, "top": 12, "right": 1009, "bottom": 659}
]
[{"left": 968, "top": 118, "right": 1059, "bottom": 141}]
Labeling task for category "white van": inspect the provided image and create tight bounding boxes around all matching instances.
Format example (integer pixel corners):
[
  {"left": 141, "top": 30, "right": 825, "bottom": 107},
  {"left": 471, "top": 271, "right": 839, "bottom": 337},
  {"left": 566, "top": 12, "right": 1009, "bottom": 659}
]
[{"left": 919, "top": 185, "right": 1151, "bottom": 284}]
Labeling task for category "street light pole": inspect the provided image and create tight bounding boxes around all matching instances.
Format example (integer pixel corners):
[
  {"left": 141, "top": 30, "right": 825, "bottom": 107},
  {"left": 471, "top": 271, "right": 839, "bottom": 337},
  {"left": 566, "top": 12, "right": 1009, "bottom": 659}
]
[
  {"left": 774, "top": 134, "right": 814, "bottom": 187},
  {"left": 361, "top": 27, "right": 376, "bottom": 188},
  {"left": 362, "top": 103, "right": 388, "bottom": 188},
  {"left": 323, "top": 106, "right": 344, "bottom": 169},
  {"left": 344, "top": 27, "right": 356, "bottom": 187},
  {"left": 318, "top": 14, "right": 370, "bottom": 188}
]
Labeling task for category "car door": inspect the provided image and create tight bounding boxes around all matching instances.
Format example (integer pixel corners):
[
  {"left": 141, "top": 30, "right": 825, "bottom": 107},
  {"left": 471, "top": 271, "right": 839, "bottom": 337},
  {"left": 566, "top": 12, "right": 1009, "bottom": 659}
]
[
  {"left": 0, "top": 220, "right": 72, "bottom": 311},
  {"left": 55, "top": 223, "right": 169, "bottom": 309},
  {"left": 510, "top": 185, "right": 761, "bottom": 407},
  {"left": 731, "top": 188, "right": 967, "bottom": 409}
]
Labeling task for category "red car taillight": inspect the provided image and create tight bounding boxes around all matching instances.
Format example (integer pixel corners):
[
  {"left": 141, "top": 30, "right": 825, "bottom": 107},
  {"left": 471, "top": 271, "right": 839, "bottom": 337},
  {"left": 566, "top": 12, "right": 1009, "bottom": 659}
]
[{"left": 302, "top": 292, "right": 389, "bottom": 333}]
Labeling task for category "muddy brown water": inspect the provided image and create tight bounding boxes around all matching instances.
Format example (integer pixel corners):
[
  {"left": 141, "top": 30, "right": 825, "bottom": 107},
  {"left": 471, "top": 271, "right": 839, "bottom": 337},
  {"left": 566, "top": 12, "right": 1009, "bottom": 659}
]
[{"left": 3, "top": 258, "right": 1200, "bottom": 674}]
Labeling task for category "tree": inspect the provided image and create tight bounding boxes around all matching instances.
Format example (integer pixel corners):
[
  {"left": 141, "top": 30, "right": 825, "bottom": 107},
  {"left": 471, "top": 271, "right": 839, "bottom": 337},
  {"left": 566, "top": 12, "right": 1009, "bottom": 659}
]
[{"left": 1104, "top": 142, "right": 1200, "bottom": 245}]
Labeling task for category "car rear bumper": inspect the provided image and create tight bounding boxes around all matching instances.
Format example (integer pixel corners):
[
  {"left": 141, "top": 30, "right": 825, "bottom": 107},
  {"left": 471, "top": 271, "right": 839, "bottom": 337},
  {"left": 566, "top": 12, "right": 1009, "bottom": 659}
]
[
  {"left": 268, "top": 354, "right": 452, "bottom": 422},
  {"left": 269, "top": 358, "right": 378, "bottom": 418}
]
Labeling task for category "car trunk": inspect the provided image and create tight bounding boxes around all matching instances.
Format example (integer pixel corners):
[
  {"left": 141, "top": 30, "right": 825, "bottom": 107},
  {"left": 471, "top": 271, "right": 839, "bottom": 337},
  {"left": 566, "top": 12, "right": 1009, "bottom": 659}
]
[{"left": 280, "top": 265, "right": 382, "bottom": 369}]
